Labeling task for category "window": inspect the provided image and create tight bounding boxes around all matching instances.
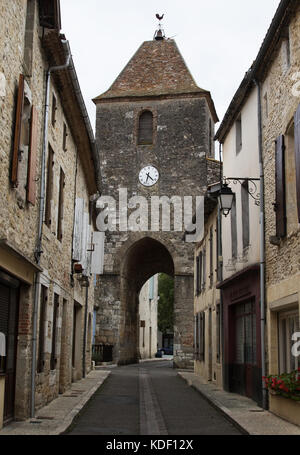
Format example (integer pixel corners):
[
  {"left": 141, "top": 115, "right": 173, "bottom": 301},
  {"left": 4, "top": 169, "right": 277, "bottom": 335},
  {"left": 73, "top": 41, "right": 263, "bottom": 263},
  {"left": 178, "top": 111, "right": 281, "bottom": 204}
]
[
  {"left": 231, "top": 196, "right": 237, "bottom": 259},
  {"left": 216, "top": 303, "right": 221, "bottom": 364},
  {"left": 242, "top": 181, "right": 250, "bottom": 249},
  {"left": 138, "top": 111, "right": 153, "bottom": 145},
  {"left": 63, "top": 122, "right": 68, "bottom": 151},
  {"left": 278, "top": 309, "right": 299, "bottom": 374},
  {"left": 199, "top": 312, "right": 205, "bottom": 362},
  {"left": 57, "top": 167, "right": 65, "bottom": 241},
  {"left": 24, "top": 0, "right": 35, "bottom": 74},
  {"left": 50, "top": 293, "right": 59, "bottom": 370},
  {"left": 45, "top": 145, "right": 54, "bottom": 228},
  {"left": 37, "top": 285, "right": 47, "bottom": 373},
  {"left": 236, "top": 115, "right": 242, "bottom": 154},
  {"left": 11, "top": 75, "right": 37, "bottom": 205},
  {"left": 202, "top": 249, "right": 206, "bottom": 291},
  {"left": 51, "top": 93, "right": 57, "bottom": 127}
]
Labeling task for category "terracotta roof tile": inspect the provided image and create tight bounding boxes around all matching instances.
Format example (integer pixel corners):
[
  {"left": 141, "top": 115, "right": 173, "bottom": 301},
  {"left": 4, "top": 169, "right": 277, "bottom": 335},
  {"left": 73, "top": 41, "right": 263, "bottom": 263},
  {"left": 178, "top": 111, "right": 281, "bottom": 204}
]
[{"left": 93, "top": 39, "right": 207, "bottom": 102}]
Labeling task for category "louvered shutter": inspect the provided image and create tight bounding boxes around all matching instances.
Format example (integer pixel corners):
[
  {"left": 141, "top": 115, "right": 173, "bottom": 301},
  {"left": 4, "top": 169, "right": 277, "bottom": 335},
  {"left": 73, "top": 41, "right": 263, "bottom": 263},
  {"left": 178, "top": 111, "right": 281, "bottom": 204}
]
[
  {"left": 27, "top": 105, "right": 38, "bottom": 204},
  {"left": 275, "top": 135, "right": 286, "bottom": 238},
  {"left": 294, "top": 104, "right": 300, "bottom": 223},
  {"left": 72, "top": 198, "right": 84, "bottom": 261},
  {"left": 138, "top": 111, "right": 153, "bottom": 145},
  {"left": 11, "top": 74, "right": 25, "bottom": 186},
  {"left": 91, "top": 231, "right": 105, "bottom": 275}
]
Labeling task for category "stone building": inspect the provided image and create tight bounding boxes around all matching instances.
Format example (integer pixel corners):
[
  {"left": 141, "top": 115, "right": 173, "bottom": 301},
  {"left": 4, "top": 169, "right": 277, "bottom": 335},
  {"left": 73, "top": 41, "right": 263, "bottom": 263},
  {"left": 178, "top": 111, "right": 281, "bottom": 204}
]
[
  {"left": 194, "top": 178, "right": 222, "bottom": 388},
  {"left": 0, "top": 0, "right": 100, "bottom": 427},
  {"left": 93, "top": 31, "right": 218, "bottom": 369},
  {"left": 259, "top": 0, "right": 300, "bottom": 426},
  {"left": 214, "top": 0, "right": 300, "bottom": 420},
  {"left": 138, "top": 275, "right": 158, "bottom": 360}
]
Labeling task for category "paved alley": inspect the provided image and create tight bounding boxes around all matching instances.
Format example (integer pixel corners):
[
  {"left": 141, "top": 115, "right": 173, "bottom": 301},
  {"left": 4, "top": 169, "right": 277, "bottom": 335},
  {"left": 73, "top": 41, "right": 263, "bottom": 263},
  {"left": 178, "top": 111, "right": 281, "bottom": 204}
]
[{"left": 66, "top": 361, "right": 241, "bottom": 436}]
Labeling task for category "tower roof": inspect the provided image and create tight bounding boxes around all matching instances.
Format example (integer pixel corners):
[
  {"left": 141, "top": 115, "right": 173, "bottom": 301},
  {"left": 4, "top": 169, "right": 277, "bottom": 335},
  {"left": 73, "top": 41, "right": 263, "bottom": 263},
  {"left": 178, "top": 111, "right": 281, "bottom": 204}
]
[{"left": 93, "top": 40, "right": 218, "bottom": 121}]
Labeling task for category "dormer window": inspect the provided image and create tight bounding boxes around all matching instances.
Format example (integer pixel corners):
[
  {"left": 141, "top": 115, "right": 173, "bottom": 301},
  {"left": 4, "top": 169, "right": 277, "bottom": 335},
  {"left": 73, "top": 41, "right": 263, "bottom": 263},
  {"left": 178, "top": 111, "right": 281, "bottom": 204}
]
[{"left": 138, "top": 110, "right": 153, "bottom": 145}]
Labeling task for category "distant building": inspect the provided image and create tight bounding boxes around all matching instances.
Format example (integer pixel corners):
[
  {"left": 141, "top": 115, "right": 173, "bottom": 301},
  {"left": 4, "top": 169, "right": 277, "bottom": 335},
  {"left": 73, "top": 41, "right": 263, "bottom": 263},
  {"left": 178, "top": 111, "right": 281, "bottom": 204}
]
[{"left": 139, "top": 275, "right": 158, "bottom": 359}]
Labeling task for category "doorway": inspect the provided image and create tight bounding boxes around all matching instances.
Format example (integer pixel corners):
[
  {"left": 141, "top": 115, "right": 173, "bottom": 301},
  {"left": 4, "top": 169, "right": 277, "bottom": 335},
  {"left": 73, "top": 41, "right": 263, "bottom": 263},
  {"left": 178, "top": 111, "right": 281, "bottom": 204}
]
[{"left": 0, "top": 280, "right": 19, "bottom": 423}]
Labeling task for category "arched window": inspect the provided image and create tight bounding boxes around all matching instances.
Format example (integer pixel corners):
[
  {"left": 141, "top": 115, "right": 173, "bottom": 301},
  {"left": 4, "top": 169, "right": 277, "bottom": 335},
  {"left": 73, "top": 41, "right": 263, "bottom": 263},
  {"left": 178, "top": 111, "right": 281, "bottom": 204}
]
[{"left": 138, "top": 111, "right": 153, "bottom": 145}]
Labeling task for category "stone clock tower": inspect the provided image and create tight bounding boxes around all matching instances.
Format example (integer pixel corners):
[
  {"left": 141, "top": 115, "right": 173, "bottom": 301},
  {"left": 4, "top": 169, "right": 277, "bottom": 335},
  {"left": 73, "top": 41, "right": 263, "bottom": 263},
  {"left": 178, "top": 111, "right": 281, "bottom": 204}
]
[{"left": 93, "top": 31, "right": 218, "bottom": 368}]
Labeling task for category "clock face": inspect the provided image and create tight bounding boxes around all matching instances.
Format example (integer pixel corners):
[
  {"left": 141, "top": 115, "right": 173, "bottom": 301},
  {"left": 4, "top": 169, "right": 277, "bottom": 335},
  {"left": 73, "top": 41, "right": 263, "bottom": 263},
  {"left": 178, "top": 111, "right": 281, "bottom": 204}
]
[{"left": 139, "top": 166, "right": 159, "bottom": 187}]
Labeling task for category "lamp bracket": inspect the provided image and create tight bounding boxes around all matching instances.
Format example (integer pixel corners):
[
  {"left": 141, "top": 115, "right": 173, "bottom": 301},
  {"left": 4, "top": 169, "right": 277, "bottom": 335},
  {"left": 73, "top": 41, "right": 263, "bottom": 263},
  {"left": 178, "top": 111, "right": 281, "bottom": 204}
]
[{"left": 223, "top": 177, "right": 260, "bottom": 206}]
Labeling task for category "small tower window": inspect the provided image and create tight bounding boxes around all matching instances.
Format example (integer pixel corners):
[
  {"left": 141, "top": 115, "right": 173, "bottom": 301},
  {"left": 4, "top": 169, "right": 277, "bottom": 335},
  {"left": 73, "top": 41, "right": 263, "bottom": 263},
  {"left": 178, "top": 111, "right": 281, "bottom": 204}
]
[{"left": 138, "top": 111, "right": 153, "bottom": 145}]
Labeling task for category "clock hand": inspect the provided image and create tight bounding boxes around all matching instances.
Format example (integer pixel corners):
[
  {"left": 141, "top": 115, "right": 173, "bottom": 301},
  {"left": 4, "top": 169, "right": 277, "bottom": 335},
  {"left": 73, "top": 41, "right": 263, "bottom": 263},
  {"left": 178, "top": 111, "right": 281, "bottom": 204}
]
[{"left": 147, "top": 173, "right": 154, "bottom": 181}]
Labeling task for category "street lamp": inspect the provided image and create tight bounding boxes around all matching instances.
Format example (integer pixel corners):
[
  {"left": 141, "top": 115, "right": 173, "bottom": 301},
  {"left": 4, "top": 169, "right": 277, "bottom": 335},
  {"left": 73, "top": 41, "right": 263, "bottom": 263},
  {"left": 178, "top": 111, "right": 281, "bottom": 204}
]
[{"left": 218, "top": 183, "right": 235, "bottom": 217}]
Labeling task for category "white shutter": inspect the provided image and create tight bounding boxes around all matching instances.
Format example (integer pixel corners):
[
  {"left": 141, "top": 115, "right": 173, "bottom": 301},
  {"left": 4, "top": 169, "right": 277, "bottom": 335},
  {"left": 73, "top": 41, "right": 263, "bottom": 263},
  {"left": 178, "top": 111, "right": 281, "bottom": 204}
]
[
  {"left": 73, "top": 198, "right": 84, "bottom": 261},
  {"left": 91, "top": 231, "right": 105, "bottom": 275},
  {"left": 81, "top": 212, "right": 89, "bottom": 271}
]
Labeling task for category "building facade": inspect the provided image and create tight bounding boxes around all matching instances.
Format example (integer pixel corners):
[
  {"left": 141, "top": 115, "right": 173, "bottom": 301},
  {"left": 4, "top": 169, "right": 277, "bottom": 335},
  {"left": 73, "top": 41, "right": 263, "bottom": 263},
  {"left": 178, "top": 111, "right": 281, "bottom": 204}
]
[
  {"left": 194, "top": 181, "right": 223, "bottom": 388},
  {"left": 260, "top": 0, "right": 300, "bottom": 426},
  {"left": 0, "top": 0, "right": 101, "bottom": 427},
  {"left": 138, "top": 275, "right": 158, "bottom": 360},
  {"left": 93, "top": 34, "right": 218, "bottom": 369}
]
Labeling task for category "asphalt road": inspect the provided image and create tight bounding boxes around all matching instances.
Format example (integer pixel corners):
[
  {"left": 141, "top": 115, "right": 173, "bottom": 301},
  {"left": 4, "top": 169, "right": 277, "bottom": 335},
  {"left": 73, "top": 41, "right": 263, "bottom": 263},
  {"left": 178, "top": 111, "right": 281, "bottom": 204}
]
[{"left": 67, "top": 360, "right": 241, "bottom": 435}]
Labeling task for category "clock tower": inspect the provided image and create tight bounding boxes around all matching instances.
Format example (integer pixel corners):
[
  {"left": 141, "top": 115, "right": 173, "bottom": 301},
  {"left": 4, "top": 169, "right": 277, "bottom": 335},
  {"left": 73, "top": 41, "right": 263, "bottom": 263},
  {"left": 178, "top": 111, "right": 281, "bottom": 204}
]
[{"left": 93, "top": 32, "right": 218, "bottom": 368}]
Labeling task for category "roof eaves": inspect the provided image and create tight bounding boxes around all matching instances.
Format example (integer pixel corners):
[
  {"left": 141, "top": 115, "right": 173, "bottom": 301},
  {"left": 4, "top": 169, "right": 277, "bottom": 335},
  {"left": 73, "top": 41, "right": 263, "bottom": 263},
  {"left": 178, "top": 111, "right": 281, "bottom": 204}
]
[{"left": 215, "top": 0, "right": 294, "bottom": 143}]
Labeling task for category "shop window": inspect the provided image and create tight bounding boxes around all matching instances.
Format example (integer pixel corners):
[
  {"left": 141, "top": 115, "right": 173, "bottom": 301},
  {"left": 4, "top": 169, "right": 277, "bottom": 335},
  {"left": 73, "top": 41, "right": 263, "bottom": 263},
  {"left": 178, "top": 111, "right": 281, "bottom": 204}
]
[{"left": 278, "top": 309, "right": 299, "bottom": 374}]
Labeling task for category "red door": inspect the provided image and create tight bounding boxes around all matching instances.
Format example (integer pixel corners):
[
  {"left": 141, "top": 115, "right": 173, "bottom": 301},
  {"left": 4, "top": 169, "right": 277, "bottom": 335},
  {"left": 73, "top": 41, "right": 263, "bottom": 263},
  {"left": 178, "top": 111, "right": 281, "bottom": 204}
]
[{"left": 235, "top": 301, "right": 257, "bottom": 399}]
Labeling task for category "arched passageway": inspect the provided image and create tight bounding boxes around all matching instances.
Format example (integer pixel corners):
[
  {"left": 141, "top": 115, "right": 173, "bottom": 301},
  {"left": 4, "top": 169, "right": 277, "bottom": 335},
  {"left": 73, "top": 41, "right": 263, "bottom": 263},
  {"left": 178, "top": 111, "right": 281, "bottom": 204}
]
[
  {"left": 94, "top": 234, "right": 194, "bottom": 369},
  {"left": 119, "top": 237, "right": 174, "bottom": 365}
]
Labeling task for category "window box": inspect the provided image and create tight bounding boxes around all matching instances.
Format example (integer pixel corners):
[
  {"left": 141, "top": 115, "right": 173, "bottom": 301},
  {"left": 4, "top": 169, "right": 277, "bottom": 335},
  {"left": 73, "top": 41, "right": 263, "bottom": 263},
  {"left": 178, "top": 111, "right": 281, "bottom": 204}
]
[{"left": 269, "top": 393, "right": 300, "bottom": 427}]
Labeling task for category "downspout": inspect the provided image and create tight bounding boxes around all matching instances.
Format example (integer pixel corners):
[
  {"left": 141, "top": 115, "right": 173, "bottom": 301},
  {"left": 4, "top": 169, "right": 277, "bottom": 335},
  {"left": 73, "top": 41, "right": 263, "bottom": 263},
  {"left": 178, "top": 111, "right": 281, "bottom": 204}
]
[
  {"left": 31, "top": 42, "right": 71, "bottom": 418},
  {"left": 254, "top": 79, "right": 267, "bottom": 410},
  {"left": 218, "top": 143, "right": 225, "bottom": 390}
]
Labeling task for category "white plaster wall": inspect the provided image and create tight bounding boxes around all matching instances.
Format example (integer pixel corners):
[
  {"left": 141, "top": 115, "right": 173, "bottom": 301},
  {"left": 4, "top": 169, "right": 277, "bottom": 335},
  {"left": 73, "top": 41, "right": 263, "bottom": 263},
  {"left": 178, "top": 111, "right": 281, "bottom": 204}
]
[
  {"left": 139, "top": 275, "right": 158, "bottom": 359},
  {"left": 222, "top": 87, "right": 261, "bottom": 281}
]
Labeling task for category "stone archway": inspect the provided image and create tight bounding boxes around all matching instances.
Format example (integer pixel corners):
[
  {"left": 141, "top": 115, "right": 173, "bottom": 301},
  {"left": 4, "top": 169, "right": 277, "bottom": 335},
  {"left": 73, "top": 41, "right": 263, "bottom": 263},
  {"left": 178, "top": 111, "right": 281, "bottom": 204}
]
[
  {"left": 119, "top": 237, "right": 174, "bottom": 365},
  {"left": 95, "top": 235, "right": 194, "bottom": 369}
]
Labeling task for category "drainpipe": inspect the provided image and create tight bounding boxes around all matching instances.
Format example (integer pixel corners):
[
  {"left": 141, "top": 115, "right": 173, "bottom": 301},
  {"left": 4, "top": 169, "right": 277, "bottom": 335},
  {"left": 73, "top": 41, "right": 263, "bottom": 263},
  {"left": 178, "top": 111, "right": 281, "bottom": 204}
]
[
  {"left": 218, "top": 143, "right": 225, "bottom": 390},
  {"left": 31, "top": 42, "right": 71, "bottom": 418},
  {"left": 254, "top": 79, "right": 267, "bottom": 410}
]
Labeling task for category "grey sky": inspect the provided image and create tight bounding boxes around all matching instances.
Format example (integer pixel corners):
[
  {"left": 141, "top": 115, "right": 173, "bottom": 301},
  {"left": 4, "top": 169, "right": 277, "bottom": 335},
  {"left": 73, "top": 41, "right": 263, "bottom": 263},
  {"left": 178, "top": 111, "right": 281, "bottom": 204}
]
[{"left": 60, "top": 0, "right": 280, "bottom": 132}]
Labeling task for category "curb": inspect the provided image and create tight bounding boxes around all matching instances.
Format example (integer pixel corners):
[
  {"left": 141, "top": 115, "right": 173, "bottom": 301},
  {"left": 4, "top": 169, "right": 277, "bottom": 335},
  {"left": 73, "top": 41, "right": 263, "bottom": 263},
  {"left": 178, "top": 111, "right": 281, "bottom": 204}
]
[
  {"left": 178, "top": 373, "right": 249, "bottom": 435},
  {"left": 58, "top": 371, "right": 111, "bottom": 435}
]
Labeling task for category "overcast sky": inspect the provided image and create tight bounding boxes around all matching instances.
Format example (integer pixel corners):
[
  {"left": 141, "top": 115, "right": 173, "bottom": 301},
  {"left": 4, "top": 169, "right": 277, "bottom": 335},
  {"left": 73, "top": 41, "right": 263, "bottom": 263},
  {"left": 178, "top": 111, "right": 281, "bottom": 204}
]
[{"left": 60, "top": 0, "right": 280, "bottom": 132}]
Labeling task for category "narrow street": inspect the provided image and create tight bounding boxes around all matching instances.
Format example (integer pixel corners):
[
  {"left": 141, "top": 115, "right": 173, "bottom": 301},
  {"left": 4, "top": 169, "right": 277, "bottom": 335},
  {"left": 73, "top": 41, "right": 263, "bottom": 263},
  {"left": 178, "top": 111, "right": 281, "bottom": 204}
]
[{"left": 66, "top": 360, "right": 241, "bottom": 436}]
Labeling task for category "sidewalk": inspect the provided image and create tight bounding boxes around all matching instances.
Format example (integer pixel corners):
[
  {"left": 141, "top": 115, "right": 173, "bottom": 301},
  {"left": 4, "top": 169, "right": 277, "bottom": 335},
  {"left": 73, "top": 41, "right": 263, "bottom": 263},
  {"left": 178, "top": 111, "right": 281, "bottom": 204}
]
[
  {"left": 178, "top": 371, "right": 300, "bottom": 435},
  {"left": 0, "top": 370, "right": 110, "bottom": 435}
]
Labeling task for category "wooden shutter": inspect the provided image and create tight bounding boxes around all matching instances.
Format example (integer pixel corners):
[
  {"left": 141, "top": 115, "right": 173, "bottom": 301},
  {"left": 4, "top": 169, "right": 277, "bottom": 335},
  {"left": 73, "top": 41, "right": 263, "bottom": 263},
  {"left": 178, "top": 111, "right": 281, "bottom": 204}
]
[
  {"left": 138, "top": 111, "right": 153, "bottom": 145},
  {"left": 11, "top": 74, "right": 25, "bottom": 186},
  {"left": 294, "top": 104, "right": 300, "bottom": 223},
  {"left": 72, "top": 198, "right": 84, "bottom": 261},
  {"left": 275, "top": 135, "right": 286, "bottom": 238},
  {"left": 27, "top": 105, "right": 38, "bottom": 204}
]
